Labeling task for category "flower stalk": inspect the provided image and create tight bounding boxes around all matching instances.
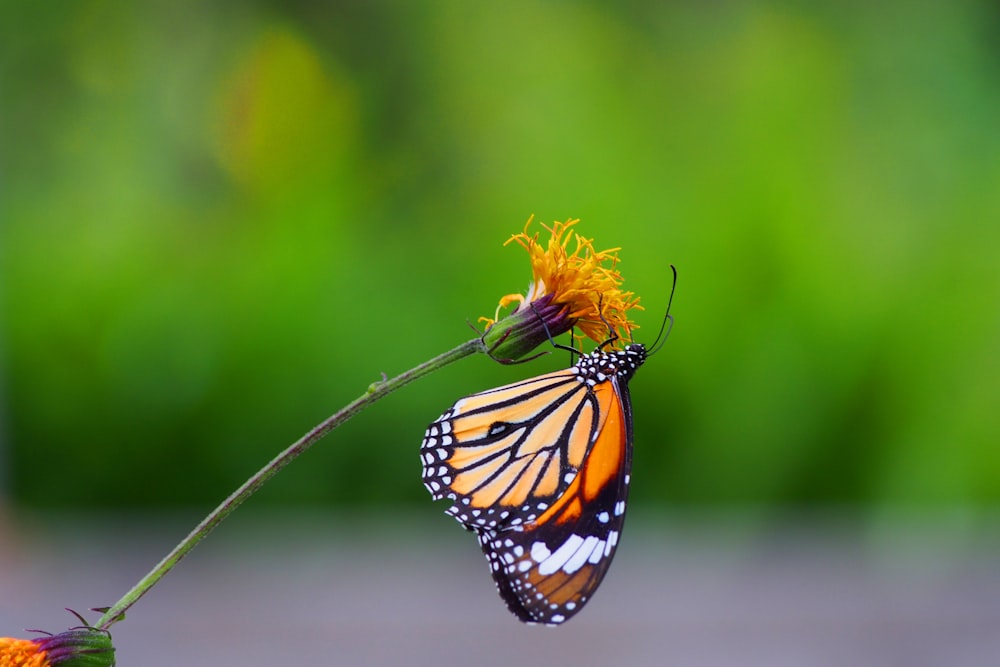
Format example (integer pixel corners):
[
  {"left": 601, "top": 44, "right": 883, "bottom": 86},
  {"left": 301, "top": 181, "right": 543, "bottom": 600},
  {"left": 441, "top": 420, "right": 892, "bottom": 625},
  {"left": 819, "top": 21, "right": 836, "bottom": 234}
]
[{"left": 94, "top": 337, "right": 484, "bottom": 631}]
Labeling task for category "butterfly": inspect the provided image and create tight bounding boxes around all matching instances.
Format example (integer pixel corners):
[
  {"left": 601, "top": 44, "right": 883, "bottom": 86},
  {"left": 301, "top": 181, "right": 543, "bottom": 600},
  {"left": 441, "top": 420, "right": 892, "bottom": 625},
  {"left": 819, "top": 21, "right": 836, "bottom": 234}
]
[{"left": 421, "top": 271, "right": 675, "bottom": 625}]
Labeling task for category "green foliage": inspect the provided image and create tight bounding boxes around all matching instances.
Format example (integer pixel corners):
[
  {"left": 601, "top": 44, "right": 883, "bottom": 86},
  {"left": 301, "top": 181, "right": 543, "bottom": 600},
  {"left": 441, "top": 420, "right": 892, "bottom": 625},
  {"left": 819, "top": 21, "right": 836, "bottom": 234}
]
[{"left": 2, "top": 1, "right": 998, "bottom": 510}]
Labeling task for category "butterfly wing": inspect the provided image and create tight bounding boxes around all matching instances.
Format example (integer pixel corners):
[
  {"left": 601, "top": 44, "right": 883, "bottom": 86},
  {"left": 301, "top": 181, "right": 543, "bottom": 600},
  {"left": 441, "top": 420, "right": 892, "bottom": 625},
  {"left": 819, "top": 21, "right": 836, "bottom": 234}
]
[
  {"left": 475, "top": 375, "right": 633, "bottom": 624},
  {"left": 422, "top": 356, "right": 635, "bottom": 625},
  {"left": 421, "top": 367, "right": 603, "bottom": 531}
]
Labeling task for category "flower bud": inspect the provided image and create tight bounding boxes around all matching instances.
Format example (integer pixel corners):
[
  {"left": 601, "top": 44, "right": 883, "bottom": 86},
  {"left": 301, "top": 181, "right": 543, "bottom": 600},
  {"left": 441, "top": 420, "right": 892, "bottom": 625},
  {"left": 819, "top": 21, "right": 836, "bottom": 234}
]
[{"left": 0, "top": 628, "right": 115, "bottom": 667}]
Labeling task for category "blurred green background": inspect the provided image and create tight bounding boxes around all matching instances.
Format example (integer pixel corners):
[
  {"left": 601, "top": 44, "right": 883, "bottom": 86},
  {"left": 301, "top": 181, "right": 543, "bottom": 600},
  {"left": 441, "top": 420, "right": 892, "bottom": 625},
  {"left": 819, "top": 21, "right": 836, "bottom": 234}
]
[{"left": 2, "top": 1, "right": 998, "bottom": 516}]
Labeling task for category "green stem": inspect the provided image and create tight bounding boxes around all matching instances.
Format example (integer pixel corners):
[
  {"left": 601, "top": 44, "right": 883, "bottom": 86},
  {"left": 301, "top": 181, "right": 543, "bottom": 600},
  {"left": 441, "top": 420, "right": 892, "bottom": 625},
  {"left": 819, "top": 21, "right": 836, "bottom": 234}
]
[{"left": 96, "top": 337, "right": 484, "bottom": 631}]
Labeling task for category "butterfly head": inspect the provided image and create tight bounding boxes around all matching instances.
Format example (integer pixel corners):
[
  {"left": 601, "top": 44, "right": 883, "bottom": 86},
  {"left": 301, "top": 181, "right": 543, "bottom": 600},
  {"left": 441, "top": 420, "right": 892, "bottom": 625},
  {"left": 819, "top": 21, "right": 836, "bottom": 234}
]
[
  {"left": 618, "top": 343, "right": 647, "bottom": 380},
  {"left": 625, "top": 342, "right": 647, "bottom": 358},
  {"left": 575, "top": 343, "right": 647, "bottom": 386}
]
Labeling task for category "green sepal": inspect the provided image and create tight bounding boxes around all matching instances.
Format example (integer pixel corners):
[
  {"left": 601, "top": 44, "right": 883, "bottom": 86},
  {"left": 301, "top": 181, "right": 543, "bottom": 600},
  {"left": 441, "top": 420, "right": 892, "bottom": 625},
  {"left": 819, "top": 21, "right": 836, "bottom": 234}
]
[{"left": 35, "top": 628, "right": 116, "bottom": 667}]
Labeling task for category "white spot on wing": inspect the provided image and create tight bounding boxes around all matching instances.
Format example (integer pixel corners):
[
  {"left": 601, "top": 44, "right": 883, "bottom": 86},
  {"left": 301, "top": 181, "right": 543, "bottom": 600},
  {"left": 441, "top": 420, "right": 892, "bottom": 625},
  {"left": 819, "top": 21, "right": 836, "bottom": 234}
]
[
  {"left": 562, "top": 535, "right": 600, "bottom": 574},
  {"left": 537, "top": 534, "right": 585, "bottom": 576},
  {"left": 530, "top": 542, "right": 551, "bottom": 563},
  {"left": 605, "top": 530, "right": 619, "bottom": 555}
]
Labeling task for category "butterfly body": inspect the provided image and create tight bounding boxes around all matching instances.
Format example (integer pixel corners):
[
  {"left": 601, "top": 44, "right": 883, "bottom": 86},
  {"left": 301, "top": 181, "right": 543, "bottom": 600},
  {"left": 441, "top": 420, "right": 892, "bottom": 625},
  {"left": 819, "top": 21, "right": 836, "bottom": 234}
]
[{"left": 421, "top": 343, "right": 646, "bottom": 625}]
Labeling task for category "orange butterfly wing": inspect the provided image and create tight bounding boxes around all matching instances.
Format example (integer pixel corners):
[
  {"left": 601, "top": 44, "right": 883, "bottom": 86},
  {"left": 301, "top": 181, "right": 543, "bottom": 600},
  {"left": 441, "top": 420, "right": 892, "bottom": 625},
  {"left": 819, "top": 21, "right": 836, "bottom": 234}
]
[
  {"left": 422, "top": 345, "right": 646, "bottom": 625},
  {"left": 422, "top": 368, "right": 601, "bottom": 528}
]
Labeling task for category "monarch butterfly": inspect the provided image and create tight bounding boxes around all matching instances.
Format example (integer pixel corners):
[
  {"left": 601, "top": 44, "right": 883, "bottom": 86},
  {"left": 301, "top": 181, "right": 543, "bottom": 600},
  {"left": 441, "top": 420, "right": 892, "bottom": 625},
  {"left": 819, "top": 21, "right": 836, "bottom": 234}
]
[{"left": 421, "top": 271, "right": 675, "bottom": 625}]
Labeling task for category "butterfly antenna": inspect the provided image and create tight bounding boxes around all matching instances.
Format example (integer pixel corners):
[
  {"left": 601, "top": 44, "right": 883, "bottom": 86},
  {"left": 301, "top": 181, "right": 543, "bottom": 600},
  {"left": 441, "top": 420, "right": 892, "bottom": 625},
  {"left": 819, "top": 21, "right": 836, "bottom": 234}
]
[{"left": 648, "top": 264, "right": 678, "bottom": 357}]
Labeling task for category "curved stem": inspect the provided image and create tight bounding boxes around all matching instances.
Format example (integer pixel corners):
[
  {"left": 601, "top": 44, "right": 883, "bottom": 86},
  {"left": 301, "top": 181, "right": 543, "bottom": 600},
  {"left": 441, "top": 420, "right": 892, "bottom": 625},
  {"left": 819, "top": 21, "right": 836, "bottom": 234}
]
[{"left": 96, "top": 337, "right": 484, "bottom": 631}]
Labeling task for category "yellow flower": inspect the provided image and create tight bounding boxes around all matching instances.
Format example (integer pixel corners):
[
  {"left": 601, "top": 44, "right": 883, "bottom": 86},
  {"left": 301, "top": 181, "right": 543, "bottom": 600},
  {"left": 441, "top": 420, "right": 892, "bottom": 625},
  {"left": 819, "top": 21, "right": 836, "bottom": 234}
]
[
  {"left": 0, "top": 638, "right": 46, "bottom": 667},
  {"left": 481, "top": 217, "right": 641, "bottom": 361},
  {"left": 0, "top": 630, "right": 115, "bottom": 667}
]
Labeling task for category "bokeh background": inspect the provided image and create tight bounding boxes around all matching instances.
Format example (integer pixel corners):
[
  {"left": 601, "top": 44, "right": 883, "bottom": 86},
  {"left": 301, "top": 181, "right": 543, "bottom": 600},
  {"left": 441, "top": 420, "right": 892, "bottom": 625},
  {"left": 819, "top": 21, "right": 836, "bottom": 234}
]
[{"left": 2, "top": 2, "right": 999, "bottom": 665}]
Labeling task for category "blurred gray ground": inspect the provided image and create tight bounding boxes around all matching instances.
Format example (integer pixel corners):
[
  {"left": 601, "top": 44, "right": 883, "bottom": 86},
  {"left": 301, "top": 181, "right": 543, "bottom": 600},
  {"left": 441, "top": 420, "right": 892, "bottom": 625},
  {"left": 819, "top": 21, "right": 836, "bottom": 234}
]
[{"left": 1, "top": 509, "right": 998, "bottom": 667}]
